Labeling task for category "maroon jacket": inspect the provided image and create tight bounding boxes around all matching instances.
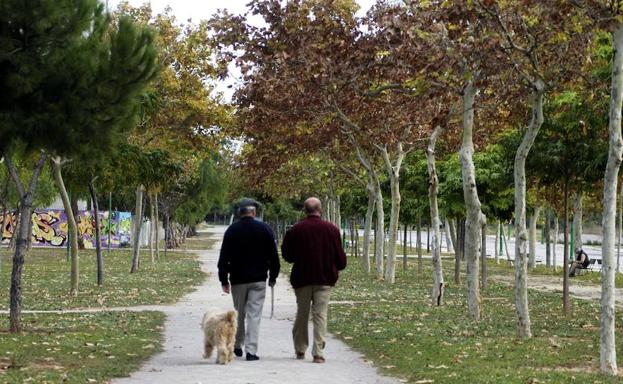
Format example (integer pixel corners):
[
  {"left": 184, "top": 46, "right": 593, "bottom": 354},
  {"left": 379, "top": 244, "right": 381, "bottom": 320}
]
[{"left": 281, "top": 216, "right": 347, "bottom": 289}]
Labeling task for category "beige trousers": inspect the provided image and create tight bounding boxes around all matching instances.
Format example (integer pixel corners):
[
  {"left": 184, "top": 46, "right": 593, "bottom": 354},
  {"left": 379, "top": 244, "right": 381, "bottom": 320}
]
[{"left": 293, "top": 285, "right": 332, "bottom": 357}]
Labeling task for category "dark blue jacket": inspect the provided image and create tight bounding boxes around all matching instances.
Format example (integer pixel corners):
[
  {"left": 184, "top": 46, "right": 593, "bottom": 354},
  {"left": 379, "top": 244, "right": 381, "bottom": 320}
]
[{"left": 218, "top": 216, "right": 280, "bottom": 286}]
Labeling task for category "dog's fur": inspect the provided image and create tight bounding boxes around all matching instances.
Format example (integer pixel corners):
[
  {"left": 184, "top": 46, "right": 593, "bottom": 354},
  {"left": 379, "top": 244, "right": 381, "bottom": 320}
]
[{"left": 201, "top": 309, "right": 238, "bottom": 364}]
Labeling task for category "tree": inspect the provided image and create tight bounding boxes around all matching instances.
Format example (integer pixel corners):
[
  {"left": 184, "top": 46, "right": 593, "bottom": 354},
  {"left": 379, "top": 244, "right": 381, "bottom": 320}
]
[{"left": 0, "top": 0, "right": 158, "bottom": 330}]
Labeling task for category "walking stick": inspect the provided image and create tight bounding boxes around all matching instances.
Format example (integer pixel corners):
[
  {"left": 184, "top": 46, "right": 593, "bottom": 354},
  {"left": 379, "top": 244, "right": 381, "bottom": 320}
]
[{"left": 270, "top": 285, "right": 274, "bottom": 319}]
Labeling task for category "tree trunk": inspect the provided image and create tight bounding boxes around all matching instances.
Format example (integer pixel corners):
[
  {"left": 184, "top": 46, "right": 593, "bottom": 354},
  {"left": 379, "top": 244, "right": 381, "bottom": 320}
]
[
  {"left": 154, "top": 193, "right": 160, "bottom": 261},
  {"left": 528, "top": 206, "right": 542, "bottom": 269},
  {"left": 427, "top": 124, "right": 445, "bottom": 305},
  {"left": 70, "top": 194, "right": 85, "bottom": 250},
  {"left": 449, "top": 219, "right": 458, "bottom": 257},
  {"left": 403, "top": 224, "right": 408, "bottom": 271},
  {"left": 88, "top": 179, "right": 103, "bottom": 286},
  {"left": 417, "top": 217, "right": 423, "bottom": 275},
  {"left": 599, "top": 23, "right": 623, "bottom": 376},
  {"left": 130, "top": 185, "right": 145, "bottom": 273},
  {"left": 573, "top": 190, "right": 583, "bottom": 252},
  {"left": 460, "top": 81, "right": 484, "bottom": 321},
  {"left": 9, "top": 207, "right": 19, "bottom": 251},
  {"left": 4, "top": 152, "right": 47, "bottom": 332},
  {"left": 374, "top": 178, "right": 385, "bottom": 280},
  {"left": 553, "top": 215, "right": 559, "bottom": 270},
  {"left": 454, "top": 218, "right": 461, "bottom": 285},
  {"left": 563, "top": 181, "right": 570, "bottom": 313},
  {"left": 380, "top": 144, "right": 405, "bottom": 284},
  {"left": 545, "top": 211, "right": 551, "bottom": 269},
  {"left": 164, "top": 213, "right": 169, "bottom": 260},
  {"left": 149, "top": 192, "right": 155, "bottom": 263},
  {"left": 427, "top": 223, "right": 430, "bottom": 253},
  {"left": 51, "top": 157, "right": 79, "bottom": 296},
  {"left": 362, "top": 182, "right": 375, "bottom": 274},
  {"left": 445, "top": 219, "right": 454, "bottom": 253},
  {"left": 618, "top": 184, "right": 622, "bottom": 273},
  {"left": 514, "top": 79, "right": 545, "bottom": 339},
  {"left": 481, "top": 222, "right": 487, "bottom": 291},
  {"left": 495, "top": 220, "right": 500, "bottom": 264}
]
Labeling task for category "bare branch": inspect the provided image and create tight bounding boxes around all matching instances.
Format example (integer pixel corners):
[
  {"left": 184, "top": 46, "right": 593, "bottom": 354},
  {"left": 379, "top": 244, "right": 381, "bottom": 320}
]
[{"left": 2, "top": 151, "right": 25, "bottom": 198}]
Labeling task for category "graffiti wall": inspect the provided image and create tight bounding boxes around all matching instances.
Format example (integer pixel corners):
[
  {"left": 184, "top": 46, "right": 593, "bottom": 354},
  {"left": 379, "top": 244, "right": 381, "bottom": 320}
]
[{"left": 0, "top": 210, "right": 133, "bottom": 248}]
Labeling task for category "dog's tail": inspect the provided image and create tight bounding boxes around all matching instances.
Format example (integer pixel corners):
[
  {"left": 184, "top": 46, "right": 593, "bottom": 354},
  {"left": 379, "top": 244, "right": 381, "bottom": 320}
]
[
  {"left": 200, "top": 312, "right": 210, "bottom": 329},
  {"left": 226, "top": 310, "right": 237, "bottom": 323}
]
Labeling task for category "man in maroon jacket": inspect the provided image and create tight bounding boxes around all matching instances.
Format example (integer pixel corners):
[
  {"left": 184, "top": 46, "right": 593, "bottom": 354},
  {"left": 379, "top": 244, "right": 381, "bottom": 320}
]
[{"left": 281, "top": 197, "right": 347, "bottom": 363}]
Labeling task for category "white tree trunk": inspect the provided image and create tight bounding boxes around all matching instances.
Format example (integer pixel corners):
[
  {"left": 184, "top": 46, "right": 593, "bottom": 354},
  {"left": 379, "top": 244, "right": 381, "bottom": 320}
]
[
  {"left": 460, "top": 82, "right": 484, "bottom": 321},
  {"left": 155, "top": 193, "right": 160, "bottom": 261},
  {"left": 362, "top": 183, "right": 375, "bottom": 274},
  {"left": 427, "top": 124, "right": 445, "bottom": 306},
  {"left": 528, "top": 206, "right": 541, "bottom": 269},
  {"left": 599, "top": 23, "right": 623, "bottom": 376},
  {"left": 373, "top": 175, "right": 385, "bottom": 279},
  {"left": 131, "top": 185, "right": 145, "bottom": 273},
  {"left": 149, "top": 192, "right": 155, "bottom": 264},
  {"left": 573, "top": 191, "right": 583, "bottom": 252},
  {"left": 444, "top": 219, "right": 454, "bottom": 253},
  {"left": 495, "top": 220, "right": 500, "bottom": 263},
  {"left": 514, "top": 79, "right": 545, "bottom": 339},
  {"left": 617, "top": 184, "right": 622, "bottom": 273},
  {"left": 553, "top": 215, "right": 558, "bottom": 270},
  {"left": 51, "top": 157, "right": 79, "bottom": 296},
  {"left": 380, "top": 144, "right": 405, "bottom": 284}
]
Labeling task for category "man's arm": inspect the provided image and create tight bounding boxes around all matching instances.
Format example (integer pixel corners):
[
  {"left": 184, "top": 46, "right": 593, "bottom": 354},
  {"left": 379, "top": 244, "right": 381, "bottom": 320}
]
[
  {"left": 281, "top": 228, "right": 295, "bottom": 263},
  {"left": 333, "top": 226, "right": 347, "bottom": 271},
  {"left": 217, "top": 230, "right": 233, "bottom": 289}
]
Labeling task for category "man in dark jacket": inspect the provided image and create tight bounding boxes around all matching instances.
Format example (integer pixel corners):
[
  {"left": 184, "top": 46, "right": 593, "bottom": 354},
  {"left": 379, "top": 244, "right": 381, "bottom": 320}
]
[
  {"left": 218, "top": 198, "right": 280, "bottom": 361},
  {"left": 281, "top": 197, "right": 347, "bottom": 363}
]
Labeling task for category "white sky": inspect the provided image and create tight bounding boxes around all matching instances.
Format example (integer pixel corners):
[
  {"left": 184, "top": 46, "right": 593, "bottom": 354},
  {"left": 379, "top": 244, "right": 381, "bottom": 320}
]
[
  {"left": 107, "top": 0, "right": 377, "bottom": 99},
  {"left": 108, "top": 0, "right": 376, "bottom": 24}
]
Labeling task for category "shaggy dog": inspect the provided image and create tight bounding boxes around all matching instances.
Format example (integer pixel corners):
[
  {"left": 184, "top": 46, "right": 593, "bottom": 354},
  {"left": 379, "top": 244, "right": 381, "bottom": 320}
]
[{"left": 201, "top": 309, "right": 238, "bottom": 364}]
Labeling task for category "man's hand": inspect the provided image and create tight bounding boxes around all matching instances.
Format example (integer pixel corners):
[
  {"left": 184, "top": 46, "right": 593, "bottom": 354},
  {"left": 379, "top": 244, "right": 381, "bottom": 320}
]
[
  {"left": 222, "top": 284, "right": 231, "bottom": 294},
  {"left": 268, "top": 280, "right": 276, "bottom": 288}
]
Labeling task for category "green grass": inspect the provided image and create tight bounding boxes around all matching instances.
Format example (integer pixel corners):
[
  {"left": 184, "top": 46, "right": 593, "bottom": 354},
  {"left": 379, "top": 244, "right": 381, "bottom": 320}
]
[
  {"left": 0, "top": 311, "right": 164, "bottom": 383},
  {"left": 329, "top": 258, "right": 623, "bottom": 383},
  {"left": 0, "top": 241, "right": 207, "bottom": 310}
]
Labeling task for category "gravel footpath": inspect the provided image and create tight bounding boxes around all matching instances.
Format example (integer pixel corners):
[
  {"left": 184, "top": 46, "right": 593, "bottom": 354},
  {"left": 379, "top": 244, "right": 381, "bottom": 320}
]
[{"left": 112, "top": 225, "right": 399, "bottom": 384}]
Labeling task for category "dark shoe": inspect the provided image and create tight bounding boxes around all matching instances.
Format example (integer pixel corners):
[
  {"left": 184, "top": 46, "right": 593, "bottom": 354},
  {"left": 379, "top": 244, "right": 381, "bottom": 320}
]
[
  {"left": 296, "top": 352, "right": 305, "bottom": 360},
  {"left": 313, "top": 355, "right": 325, "bottom": 363},
  {"left": 234, "top": 348, "right": 243, "bottom": 357},
  {"left": 246, "top": 353, "right": 260, "bottom": 361}
]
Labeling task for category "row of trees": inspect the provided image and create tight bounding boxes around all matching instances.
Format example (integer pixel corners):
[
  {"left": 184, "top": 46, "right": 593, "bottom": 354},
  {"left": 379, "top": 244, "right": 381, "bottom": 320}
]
[
  {"left": 0, "top": 1, "right": 229, "bottom": 333},
  {"left": 210, "top": 0, "right": 623, "bottom": 375}
]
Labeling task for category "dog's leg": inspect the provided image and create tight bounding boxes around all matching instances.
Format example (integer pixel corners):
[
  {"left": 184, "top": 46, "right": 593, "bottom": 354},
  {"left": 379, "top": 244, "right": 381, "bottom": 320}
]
[
  {"left": 217, "top": 347, "right": 227, "bottom": 365},
  {"left": 204, "top": 339, "right": 213, "bottom": 359},
  {"left": 227, "top": 337, "right": 235, "bottom": 362}
]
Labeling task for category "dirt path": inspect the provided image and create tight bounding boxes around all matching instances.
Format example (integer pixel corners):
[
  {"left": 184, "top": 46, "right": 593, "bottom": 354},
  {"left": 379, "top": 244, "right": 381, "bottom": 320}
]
[
  {"left": 493, "top": 274, "right": 623, "bottom": 307},
  {"left": 111, "top": 225, "right": 399, "bottom": 384}
]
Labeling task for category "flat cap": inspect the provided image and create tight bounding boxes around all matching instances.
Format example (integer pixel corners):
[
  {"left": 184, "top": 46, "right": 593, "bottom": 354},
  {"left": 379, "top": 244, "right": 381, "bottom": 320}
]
[{"left": 237, "top": 197, "right": 259, "bottom": 210}]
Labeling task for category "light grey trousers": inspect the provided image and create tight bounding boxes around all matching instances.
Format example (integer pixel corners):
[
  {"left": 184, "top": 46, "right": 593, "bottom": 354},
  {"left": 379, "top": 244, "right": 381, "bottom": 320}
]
[{"left": 231, "top": 281, "right": 266, "bottom": 355}]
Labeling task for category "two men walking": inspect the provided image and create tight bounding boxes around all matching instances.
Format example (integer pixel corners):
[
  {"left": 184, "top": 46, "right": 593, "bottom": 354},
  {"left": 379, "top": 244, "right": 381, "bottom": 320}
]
[{"left": 217, "top": 197, "right": 346, "bottom": 363}]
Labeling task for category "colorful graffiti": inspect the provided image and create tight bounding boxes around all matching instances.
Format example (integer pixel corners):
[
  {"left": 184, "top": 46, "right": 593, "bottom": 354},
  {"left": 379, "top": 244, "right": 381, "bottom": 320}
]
[{"left": 0, "top": 210, "right": 132, "bottom": 248}]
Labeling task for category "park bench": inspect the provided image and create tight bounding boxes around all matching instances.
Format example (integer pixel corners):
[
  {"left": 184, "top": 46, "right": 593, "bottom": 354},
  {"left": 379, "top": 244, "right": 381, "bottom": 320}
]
[{"left": 587, "top": 258, "right": 602, "bottom": 272}]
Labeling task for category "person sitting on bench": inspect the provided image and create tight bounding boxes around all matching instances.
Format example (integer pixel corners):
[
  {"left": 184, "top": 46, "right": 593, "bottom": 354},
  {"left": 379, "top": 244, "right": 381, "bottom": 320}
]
[{"left": 569, "top": 248, "right": 589, "bottom": 277}]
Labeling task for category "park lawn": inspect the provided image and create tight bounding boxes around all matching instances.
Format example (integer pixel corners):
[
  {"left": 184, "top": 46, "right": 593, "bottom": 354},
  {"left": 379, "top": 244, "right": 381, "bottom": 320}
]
[
  {"left": 0, "top": 311, "right": 164, "bottom": 383},
  {"left": 329, "top": 259, "right": 623, "bottom": 384},
  {"left": 0, "top": 236, "right": 209, "bottom": 310}
]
